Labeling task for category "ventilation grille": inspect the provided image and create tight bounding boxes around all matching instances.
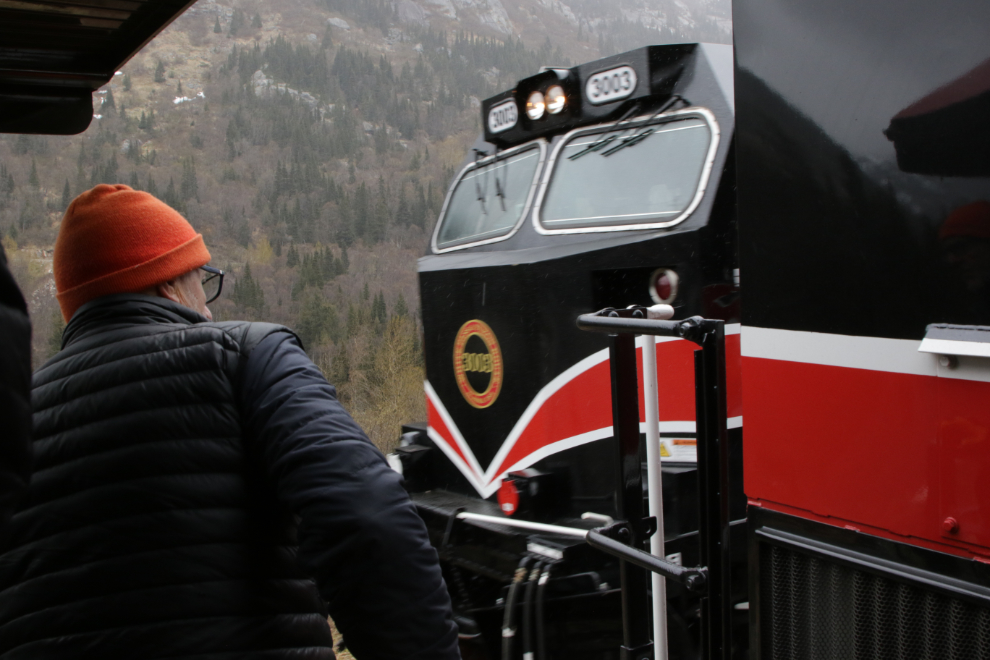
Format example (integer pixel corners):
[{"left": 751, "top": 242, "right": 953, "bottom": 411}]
[{"left": 760, "top": 544, "right": 990, "bottom": 660}]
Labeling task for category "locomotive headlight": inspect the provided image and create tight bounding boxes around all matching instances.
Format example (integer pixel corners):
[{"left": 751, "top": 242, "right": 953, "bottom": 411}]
[
  {"left": 526, "top": 91, "right": 546, "bottom": 120},
  {"left": 545, "top": 85, "right": 566, "bottom": 114}
]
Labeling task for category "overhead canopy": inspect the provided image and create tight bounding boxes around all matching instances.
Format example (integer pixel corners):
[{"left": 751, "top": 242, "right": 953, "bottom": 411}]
[
  {"left": 885, "top": 58, "right": 990, "bottom": 177},
  {"left": 0, "top": 0, "right": 197, "bottom": 134}
]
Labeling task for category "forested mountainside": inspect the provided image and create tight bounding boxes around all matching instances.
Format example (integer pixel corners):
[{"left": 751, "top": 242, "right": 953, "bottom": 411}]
[{"left": 0, "top": 0, "right": 730, "bottom": 451}]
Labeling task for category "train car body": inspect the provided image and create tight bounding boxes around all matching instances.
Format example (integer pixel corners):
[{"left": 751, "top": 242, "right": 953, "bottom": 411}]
[
  {"left": 397, "top": 44, "right": 747, "bottom": 659},
  {"left": 735, "top": 0, "right": 990, "bottom": 657}
]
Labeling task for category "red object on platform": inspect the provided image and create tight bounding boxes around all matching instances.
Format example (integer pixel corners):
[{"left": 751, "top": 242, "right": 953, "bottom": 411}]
[{"left": 498, "top": 479, "right": 519, "bottom": 516}]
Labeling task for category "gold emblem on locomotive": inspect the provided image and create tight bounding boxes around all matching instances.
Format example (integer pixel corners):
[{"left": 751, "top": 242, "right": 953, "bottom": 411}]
[{"left": 452, "top": 320, "right": 503, "bottom": 408}]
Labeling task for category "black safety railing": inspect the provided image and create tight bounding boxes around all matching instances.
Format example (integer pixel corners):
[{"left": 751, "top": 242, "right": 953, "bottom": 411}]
[{"left": 577, "top": 307, "right": 732, "bottom": 660}]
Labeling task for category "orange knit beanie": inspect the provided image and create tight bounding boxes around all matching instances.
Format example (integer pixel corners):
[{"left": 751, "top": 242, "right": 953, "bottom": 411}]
[{"left": 54, "top": 184, "right": 211, "bottom": 321}]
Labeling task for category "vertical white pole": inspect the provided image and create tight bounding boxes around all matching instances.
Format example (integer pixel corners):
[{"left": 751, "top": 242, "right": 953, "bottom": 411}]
[{"left": 642, "top": 334, "right": 668, "bottom": 660}]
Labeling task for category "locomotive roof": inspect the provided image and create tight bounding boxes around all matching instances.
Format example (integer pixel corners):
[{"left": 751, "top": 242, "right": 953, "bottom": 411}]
[{"left": 0, "top": 0, "right": 196, "bottom": 134}]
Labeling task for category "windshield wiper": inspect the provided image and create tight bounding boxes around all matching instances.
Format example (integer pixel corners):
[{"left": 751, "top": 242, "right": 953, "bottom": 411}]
[
  {"left": 494, "top": 175, "right": 507, "bottom": 212},
  {"left": 601, "top": 126, "right": 655, "bottom": 157},
  {"left": 601, "top": 95, "right": 689, "bottom": 158},
  {"left": 473, "top": 148, "right": 490, "bottom": 215},
  {"left": 570, "top": 95, "right": 690, "bottom": 160},
  {"left": 568, "top": 103, "right": 641, "bottom": 161},
  {"left": 473, "top": 147, "right": 509, "bottom": 212}
]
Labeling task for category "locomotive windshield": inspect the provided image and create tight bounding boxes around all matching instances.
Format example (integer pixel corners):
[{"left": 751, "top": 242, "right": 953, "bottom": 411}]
[
  {"left": 435, "top": 142, "right": 543, "bottom": 250},
  {"left": 537, "top": 114, "right": 714, "bottom": 231}
]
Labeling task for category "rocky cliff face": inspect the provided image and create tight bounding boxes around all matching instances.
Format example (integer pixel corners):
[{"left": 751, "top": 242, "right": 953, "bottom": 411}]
[{"left": 396, "top": 0, "right": 731, "bottom": 41}]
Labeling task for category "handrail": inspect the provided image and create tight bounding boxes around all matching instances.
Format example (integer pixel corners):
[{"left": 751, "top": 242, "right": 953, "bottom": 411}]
[
  {"left": 453, "top": 511, "right": 709, "bottom": 592},
  {"left": 586, "top": 529, "right": 708, "bottom": 593},
  {"left": 455, "top": 511, "right": 590, "bottom": 539}
]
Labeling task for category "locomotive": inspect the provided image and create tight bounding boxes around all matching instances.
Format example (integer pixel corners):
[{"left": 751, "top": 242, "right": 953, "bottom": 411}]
[
  {"left": 393, "top": 44, "right": 747, "bottom": 659},
  {"left": 400, "top": 0, "right": 990, "bottom": 654}
]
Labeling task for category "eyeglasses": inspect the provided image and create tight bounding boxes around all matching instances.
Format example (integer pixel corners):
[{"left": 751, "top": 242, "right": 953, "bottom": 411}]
[{"left": 201, "top": 265, "right": 224, "bottom": 304}]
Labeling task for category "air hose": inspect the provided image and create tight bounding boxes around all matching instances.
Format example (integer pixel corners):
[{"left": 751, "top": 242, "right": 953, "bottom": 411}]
[
  {"left": 521, "top": 560, "right": 543, "bottom": 660},
  {"left": 535, "top": 562, "right": 557, "bottom": 660},
  {"left": 502, "top": 555, "right": 532, "bottom": 660}
]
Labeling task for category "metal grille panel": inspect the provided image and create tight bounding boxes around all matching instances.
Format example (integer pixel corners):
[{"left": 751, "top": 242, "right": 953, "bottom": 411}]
[{"left": 760, "top": 544, "right": 990, "bottom": 660}]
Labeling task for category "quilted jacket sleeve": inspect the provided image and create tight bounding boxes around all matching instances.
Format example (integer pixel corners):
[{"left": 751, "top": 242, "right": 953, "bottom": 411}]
[
  {"left": 0, "top": 246, "right": 31, "bottom": 532},
  {"left": 238, "top": 331, "right": 459, "bottom": 660}
]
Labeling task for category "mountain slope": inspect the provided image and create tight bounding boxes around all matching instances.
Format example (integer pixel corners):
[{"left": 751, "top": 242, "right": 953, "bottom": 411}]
[{"left": 0, "top": 0, "right": 730, "bottom": 449}]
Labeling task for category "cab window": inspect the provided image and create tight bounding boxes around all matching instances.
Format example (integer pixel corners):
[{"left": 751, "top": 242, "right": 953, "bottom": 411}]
[
  {"left": 538, "top": 114, "right": 714, "bottom": 231},
  {"left": 435, "top": 143, "right": 542, "bottom": 250}
]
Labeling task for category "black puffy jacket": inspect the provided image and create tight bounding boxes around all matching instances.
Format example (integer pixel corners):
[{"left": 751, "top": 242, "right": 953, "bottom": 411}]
[
  {"left": 0, "top": 244, "right": 30, "bottom": 532},
  {"left": 0, "top": 295, "right": 458, "bottom": 660}
]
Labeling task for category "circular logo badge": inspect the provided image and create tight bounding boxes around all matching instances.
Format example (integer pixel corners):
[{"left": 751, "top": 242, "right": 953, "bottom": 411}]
[{"left": 453, "top": 319, "right": 503, "bottom": 409}]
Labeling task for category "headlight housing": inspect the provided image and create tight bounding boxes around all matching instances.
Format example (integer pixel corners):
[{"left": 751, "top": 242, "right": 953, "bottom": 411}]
[
  {"left": 526, "top": 91, "right": 546, "bottom": 120},
  {"left": 546, "top": 85, "right": 566, "bottom": 114}
]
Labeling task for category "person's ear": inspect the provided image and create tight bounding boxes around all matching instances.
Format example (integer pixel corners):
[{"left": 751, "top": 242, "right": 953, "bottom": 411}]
[{"left": 156, "top": 279, "right": 182, "bottom": 304}]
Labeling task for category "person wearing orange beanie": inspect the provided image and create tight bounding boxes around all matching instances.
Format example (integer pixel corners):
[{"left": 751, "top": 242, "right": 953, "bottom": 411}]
[
  {"left": 54, "top": 183, "right": 213, "bottom": 321},
  {"left": 0, "top": 185, "right": 459, "bottom": 660}
]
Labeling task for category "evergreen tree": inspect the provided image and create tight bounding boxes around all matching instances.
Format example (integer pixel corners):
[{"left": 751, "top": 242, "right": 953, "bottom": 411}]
[
  {"left": 61, "top": 179, "right": 71, "bottom": 210},
  {"left": 213, "top": 17, "right": 222, "bottom": 33},
  {"left": 104, "top": 154, "right": 118, "bottom": 183},
  {"left": 229, "top": 9, "right": 245, "bottom": 36},
  {"left": 154, "top": 60, "right": 166, "bottom": 83},
  {"left": 329, "top": 345, "right": 350, "bottom": 385},
  {"left": 336, "top": 192, "right": 354, "bottom": 247},
  {"left": 128, "top": 171, "right": 140, "bottom": 190},
  {"left": 362, "top": 281, "right": 370, "bottom": 301},
  {"left": 147, "top": 175, "right": 159, "bottom": 198},
  {"left": 393, "top": 292, "right": 408, "bottom": 318},
  {"left": 104, "top": 88, "right": 116, "bottom": 116},
  {"left": 296, "top": 288, "right": 340, "bottom": 350},
  {"left": 369, "top": 176, "right": 388, "bottom": 242},
  {"left": 371, "top": 291, "right": 387, "bottom": 325},
  {"left": 163, "top": 177, "right": 180, "bottom": 210},
  {"left": 0, "top": 163, "right": 14, "bottom": 200},
  {"left": 252, "top": 12, "right": 262, "bottom": 28},
  {"left": 346, "top": 302, "right": 360, "bottom": 338},
  {"left": 236, "top": 217, "right": 251, "bottom": 247},
  {"left": 412, "top": 182, "right": 427, "bottom": 228},
  {"left": 176, "top": 80, "right": 183, "bottom": 96},
  {"left": 396, "top": 185, "right": 411, "bottom": 226},
  {"left": 75, "top": 143, "right": 86, "bottom": 190},
  {"left": 123, "top": 74, "right": 132, "bottom": 91},
  {"left": 232, "top": 262, "right": 265, "bottom": 311},
  {"left": 340, "top": 245, "right": 349, "bottom": 272},
  {"left": 353, "top": 182, "right": 369, "bottom": 239},
  {"left": 180, "top": 157, "right": 199, "bottom": 202},
  {"left": 28, "top": 160, "right": 39, "bottom": 188},
  {"left": 286, "top": 243, "right": 299, "bottom": 267}
]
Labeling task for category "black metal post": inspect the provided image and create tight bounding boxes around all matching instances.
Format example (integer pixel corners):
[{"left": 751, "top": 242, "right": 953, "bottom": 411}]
[
  {"left": 578, "top": 310, "right": 732, "bottom": 660},
  {"left": 694, "top": 323, "right": 731, "bottom": 660},
  {"left": 608, "top": 333, "right": 654, "bottom": 660}
]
